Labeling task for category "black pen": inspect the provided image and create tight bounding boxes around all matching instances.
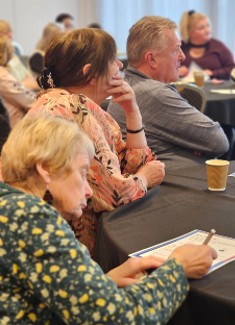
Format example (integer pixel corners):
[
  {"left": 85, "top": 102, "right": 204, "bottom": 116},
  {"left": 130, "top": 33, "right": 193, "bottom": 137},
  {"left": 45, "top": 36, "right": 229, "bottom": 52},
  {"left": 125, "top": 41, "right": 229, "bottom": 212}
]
[{"left": 203, "top": 229, "right": 216, "bottom": 245}]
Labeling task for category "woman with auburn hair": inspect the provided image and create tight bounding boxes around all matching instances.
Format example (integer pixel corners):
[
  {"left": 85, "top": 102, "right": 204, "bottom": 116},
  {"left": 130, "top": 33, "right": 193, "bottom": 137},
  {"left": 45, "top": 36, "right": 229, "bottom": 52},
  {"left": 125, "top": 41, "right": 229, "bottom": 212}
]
[
  {"left": 0, "top": 113, "right": 216, "bottom": 324},
  {"left": 179, "top": 10, "right": 234, "bottom": 80},
  {"left": 29, "top": 28, "right": 165, "bottom": 255}
]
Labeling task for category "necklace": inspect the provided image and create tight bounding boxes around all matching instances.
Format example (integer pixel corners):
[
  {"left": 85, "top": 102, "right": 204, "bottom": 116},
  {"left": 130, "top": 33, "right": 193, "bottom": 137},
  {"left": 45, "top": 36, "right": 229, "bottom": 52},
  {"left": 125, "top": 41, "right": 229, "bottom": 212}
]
[{"left": 189, "top": 41, "right": 209, "bottom": 49}]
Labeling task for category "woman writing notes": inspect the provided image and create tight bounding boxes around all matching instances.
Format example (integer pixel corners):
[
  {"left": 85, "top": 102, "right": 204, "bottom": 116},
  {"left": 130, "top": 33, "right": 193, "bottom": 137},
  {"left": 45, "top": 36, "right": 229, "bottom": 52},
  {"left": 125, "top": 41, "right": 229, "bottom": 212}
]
[
  {"left": 179, "top": 10, "right": 234, "bottom": 80},
  {"left": 29, "top": 28, "right": 165, "bottom": 255},
  {"left": 0, "top": 113, "right": 216, "bottom": 324}
]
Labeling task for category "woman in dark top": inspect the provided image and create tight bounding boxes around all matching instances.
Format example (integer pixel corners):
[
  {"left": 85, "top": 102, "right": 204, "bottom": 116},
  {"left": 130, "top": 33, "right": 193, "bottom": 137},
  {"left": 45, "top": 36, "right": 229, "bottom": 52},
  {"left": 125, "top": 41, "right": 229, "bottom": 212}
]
[{"left": 179, "top": 10, "right": 234, "bottom": 80}]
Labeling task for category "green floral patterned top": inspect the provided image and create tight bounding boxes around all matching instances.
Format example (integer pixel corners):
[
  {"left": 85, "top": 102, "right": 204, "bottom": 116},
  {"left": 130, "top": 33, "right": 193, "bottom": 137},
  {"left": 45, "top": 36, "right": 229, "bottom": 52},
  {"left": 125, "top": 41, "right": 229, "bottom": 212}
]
[{"left": 0, "top": 182, "right": 189, "bottom": 325}]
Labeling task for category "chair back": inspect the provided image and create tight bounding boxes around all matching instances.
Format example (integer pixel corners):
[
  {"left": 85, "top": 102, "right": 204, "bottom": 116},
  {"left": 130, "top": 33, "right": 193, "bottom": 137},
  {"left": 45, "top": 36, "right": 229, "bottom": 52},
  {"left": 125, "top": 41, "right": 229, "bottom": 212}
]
[{"left": 176, "top": 83, "right": 206, "bottom": 113}]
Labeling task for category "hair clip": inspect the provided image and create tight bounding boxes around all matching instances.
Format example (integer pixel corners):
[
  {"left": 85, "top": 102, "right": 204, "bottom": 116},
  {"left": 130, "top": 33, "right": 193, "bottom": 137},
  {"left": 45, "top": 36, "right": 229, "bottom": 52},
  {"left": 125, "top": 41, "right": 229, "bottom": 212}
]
[{"left": 47, "top": 72, "right": 55, "bottom": 88}]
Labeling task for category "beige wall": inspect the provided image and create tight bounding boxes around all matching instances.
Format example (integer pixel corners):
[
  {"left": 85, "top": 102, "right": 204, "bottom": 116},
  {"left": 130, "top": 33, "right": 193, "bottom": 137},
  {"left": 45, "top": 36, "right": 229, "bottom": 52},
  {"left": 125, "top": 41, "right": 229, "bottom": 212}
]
[
  {"left": 0, "top": 0, "right": 100, "bottom": 55},
  {"left": 0, "top": 0, "right": 235, "bottom": 58}
]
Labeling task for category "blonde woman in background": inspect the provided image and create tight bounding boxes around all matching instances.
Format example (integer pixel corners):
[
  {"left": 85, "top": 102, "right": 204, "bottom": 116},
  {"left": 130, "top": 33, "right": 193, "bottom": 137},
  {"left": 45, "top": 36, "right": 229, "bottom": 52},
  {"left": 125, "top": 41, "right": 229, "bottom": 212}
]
[
  {"left": 0, "top": 19, "right": 39, "bottom": 90},
  {"left": 179, "top": 10, "right": 234, "bottom": 80},
  {"left": 29, "top": 22, "right": 64, "bottom": 75},
  {"left": 0, "top": 36, "right": 35, "bottom": 128}
]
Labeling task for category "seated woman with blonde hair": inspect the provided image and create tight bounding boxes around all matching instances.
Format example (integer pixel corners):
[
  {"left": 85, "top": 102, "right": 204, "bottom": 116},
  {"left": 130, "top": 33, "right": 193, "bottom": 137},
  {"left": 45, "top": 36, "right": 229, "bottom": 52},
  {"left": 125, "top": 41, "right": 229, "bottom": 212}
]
[
  {"left": 0, "top": 113, "right": 217, "bottom": 324},
  {"left": 29, "top": 28, "right": 165, "bottom": 256},
  {"left": 0, "top": 35, "right": 36, "bottom": 128},
  {"left": 179, "top": 10, "right": 234, "bottom": 80},
  {"left": 0, "top": 19, "right": 39, "bottom": 90}
]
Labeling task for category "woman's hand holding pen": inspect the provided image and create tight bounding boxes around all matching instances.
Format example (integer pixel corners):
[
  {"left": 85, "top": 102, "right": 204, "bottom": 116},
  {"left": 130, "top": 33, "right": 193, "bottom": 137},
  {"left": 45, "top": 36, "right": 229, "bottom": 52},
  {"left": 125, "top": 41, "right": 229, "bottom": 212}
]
[{"left": 168, "top": 244, "right": 218, "bottom": 279}]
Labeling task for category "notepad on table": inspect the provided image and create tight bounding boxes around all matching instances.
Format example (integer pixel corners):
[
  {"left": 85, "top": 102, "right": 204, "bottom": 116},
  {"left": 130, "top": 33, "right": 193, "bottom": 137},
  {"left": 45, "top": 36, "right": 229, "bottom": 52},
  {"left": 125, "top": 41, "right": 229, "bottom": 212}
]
[{"left": 129, "top": 229, "right": 235, "bottom": 274}]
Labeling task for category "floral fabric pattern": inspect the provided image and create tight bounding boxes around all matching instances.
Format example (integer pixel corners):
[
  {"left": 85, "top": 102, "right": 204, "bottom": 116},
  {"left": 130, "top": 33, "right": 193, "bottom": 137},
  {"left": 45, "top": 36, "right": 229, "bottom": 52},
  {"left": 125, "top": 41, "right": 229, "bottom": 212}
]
[
  {"left": 29, "top": 89, "right": 156, "bottom": 254},
  {"left": 0, "top": 182, "right": 189, "bottom": 325}
]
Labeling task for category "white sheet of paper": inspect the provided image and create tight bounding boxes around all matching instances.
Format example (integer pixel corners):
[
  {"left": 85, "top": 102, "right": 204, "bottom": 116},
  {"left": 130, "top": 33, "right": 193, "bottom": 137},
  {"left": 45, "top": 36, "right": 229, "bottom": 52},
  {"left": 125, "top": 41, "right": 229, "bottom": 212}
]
[
  {"left": 210, "top": 89, "right": 235, "bottom": 94},
  {"left": 129, "top": 229, "right": 235, "bottom": 274}
]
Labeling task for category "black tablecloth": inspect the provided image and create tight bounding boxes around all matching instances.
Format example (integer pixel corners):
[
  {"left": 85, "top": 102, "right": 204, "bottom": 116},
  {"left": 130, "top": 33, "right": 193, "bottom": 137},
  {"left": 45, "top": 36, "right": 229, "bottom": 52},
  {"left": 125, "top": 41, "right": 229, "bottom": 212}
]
[
  {"left": 204, "top": 81, "right": 235, "bottom": 126},
  {"left": 94, "top": 161, "right": 235, "bottom": 325}
]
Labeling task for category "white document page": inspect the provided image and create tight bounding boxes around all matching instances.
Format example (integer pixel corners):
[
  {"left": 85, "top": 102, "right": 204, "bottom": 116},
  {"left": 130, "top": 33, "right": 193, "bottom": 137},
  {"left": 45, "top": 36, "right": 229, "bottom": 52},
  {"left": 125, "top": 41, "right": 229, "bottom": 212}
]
[{"left": 129, "top": 229, "right": 235, "bottom": 274}]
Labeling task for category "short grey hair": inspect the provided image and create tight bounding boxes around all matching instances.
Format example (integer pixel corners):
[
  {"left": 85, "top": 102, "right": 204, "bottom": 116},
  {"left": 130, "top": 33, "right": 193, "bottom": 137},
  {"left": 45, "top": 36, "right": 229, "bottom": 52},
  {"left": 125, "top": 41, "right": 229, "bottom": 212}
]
[{"left": 127, "top": 16, "right": 177, "bottom": 66}]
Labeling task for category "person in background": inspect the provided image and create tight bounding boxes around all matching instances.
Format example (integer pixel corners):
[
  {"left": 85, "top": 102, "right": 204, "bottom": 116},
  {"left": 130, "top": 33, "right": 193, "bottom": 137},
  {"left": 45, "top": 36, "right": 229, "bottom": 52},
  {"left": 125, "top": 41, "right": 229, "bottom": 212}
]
[
  {"left": 0, "top": 19, "right": 40, "bottom": 91},
  {"left": 55, "top": 13, "right": 74, "bottom": 31},
  {"left": 29, "top": 22, "right": 64, "bottom": 75},
  {"left": 0, "top": 113, "right": 217, "bottom": 324},
  {"left": 0, "top": 36, "right": 36, "bottom": 128},
  {"left": 29, "top": 28, "right": 165, "bottom": 256},
  {"left": 107, "top": 16, "right": 229, "bottom": 169},
  {"left": 179, "top": 10, "right": 234, "bottom": 80},
  {"left": 0, "top": 19, "right": 23, "bottom": 56},
  {"left": 88, "top": 22, "right": 102, "bottom": 29}
]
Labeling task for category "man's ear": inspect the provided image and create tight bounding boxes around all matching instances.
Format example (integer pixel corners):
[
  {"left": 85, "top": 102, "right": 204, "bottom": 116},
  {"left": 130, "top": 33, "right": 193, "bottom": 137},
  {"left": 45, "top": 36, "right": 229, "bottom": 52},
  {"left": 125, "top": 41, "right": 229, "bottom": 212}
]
[
  {"left": 82, "top": 63, "right": 96, "bottom": 85},
  {"left": 36, "top": 162, "right": 51, "bottom": 184},
  {"left": 145, "top": 51, "right": 158, "bottom": 68}
]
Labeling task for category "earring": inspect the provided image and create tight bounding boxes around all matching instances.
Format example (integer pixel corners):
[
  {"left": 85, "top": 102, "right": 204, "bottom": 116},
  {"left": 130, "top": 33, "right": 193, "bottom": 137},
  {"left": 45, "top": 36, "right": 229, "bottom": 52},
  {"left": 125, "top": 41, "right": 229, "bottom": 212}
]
[{"left": 43, "top": 184, "right": 54, "bottom": 205}]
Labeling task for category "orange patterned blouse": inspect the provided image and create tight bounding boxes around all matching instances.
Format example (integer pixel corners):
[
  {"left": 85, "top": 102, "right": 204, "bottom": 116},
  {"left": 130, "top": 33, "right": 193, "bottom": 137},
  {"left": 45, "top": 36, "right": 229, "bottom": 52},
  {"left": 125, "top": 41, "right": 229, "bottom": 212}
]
[{"left": 29, "top": 89, "right": 156, "bottom": 253}]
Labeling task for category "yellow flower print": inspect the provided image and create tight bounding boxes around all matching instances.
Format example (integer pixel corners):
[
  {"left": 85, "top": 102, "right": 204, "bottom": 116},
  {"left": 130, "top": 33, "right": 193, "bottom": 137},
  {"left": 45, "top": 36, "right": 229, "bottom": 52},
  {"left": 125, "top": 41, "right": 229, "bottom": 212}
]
[
  {"left": 12, "top": 263, "right": 19, "bottom": 274},
  {"left": 41, "top": 289, "right": 49, "bottom": 298},
  {"left": 59, "top": 269, "right": 68, "bottom": 278},
  {"left": 79, "top": 293, "right": 89, "bottom": 304},
  {"left": 0, "top": 216, "right": 8, "bottom": 223},
  {"left": 32, "top": 228, "right": 43, "bottom": 235},
  {"left": 36, "top": 263, "right": 43, "bottom": 273},
  {"left": 18, "top": 240, "right": 26, "bottom": 248},
  {"left": 9, "top": 222, "right": 18, "bottom": 231},
  {"left": 19, "top": 273, "right": 27, "bottom": 279},
  {"left": 46, "top": 224, "right": 55, "bottom": 232},
  {"left": 0, "top": 248, "right": 6, "bottom": 256},
  {"left": 41, "top": 233, "right": 49, "bottom": 241},
  {"left": 19, "top": 252, "right": 27, "bottom": 263},
  {"left": 30, "top": 206, "right": 40, "bottom": 213},
  {"left": 43, "top": 275, "right": 52, "bottom": 284},
  {"left": 55, "top": 230, "right": 65, "bottom": 237},
  {"left": 77, "top": 265, "right": 87, "bottom": 272},
  {"left": 96, "top": 298, "right": 106, "bottom": 307},
  {"left": 59, "top": 290, "right": 68, "bottom": 298},
  {"left": 47, "top": 246, "right": 56, "bottom": 253},
  {"left": 0, "top": 200, "right": 7, "bottom": 206},
  {"left": 15, "top": 310, "right": 25, "bottom": 320},
  {"left": 34, "top": 249, "right": 44, "bottom": 257},
  {"left": 70, "top": 249, "right": 77, "bottom": 259},
  {"left": 50, "top": 265, "right": 60, "bottom": 273},
  {"left": 63, "top": 310, "right": 70, "bottom": 320},
  {"left": 107, "top": 303, "right": 116, "bottom": 313},
  {"left": 69, "top": 295, "right": 78, "bottom": 305},
  {"left": 149, "top": 307, "right": 155, "bottom": 314},
  {"left": 17, "top": 201, "right": 25, "bottom": 208},
  {"left": 28, "top": 313, "right": 37, "bottom": 322}
]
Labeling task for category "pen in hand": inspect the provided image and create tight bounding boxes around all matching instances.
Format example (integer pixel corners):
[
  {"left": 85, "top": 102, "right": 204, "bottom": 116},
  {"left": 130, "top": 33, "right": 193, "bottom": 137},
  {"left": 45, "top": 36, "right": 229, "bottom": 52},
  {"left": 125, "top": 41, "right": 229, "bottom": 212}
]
[{"left": 203, "top": 229, "right": 216, "bottom": 245}]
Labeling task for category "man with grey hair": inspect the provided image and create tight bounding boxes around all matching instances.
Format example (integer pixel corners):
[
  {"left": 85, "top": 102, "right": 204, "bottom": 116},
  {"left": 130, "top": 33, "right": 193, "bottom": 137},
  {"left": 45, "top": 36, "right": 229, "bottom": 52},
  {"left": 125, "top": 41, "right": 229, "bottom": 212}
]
[{"left": 108, "top": 16, "right": 229, "bottom": 169}]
